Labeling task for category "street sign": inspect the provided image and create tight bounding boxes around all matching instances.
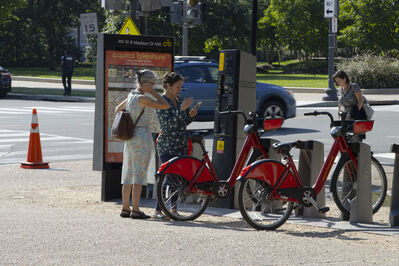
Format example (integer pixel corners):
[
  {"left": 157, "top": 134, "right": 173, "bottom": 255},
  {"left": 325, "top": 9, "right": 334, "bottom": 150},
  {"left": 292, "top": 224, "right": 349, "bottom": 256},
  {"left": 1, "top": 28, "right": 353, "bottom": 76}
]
[
  {"left": 324, "top": 0, "right": 336, "bottom": 18},
  {"left": 332, "top": 17, "right": 338, "bottom": 33},
  {"left": 80, "top": 13, "right": 98, "bottom": 35},
  {"left": 118, "top": 17, "right": 140, "bottom": 35}
]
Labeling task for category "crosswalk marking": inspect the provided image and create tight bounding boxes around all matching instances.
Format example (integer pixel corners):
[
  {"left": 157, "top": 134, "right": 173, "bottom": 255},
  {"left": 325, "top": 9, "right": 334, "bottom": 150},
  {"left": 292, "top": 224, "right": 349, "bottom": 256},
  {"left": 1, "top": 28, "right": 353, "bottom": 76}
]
[
  {"left": 0, "top": 128, "right": 93, "bottom": 165},
  {"left": 0, "top": 106, "right": 94, "bottom": 115}
]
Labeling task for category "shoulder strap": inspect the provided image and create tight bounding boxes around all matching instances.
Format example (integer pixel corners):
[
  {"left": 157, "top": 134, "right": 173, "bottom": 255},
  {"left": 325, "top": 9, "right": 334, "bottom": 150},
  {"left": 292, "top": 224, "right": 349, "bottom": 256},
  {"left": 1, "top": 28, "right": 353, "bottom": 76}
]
[{"left": 134, "top": 108, "right": 145, "bottom": 124}]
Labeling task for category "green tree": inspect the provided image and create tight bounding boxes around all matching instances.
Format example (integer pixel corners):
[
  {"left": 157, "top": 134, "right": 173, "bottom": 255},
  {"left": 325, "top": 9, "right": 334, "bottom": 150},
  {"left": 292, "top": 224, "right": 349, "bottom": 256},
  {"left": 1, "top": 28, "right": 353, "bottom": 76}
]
[
  {"left": 0, "top": 0, "right": 26, "bottom": 25},
  {"left": 339, "top": 0, "right": 399, "bottom": 55},
  {"left": 203, "top": 0, "right": 252, "bottom": 58},
  {"left": 264, "top": 0, "right": 328, "bottom": 60},
  {"left": 258, "top": 0, "right": 280, "bottom": 63}
]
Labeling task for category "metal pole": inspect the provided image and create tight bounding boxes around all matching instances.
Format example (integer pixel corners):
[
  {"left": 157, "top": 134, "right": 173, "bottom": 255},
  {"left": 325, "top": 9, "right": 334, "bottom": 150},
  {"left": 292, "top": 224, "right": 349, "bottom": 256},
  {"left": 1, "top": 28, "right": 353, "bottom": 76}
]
[
  {"left": 323, "top": 19, "right": 338, "bottom": 101},
  {"left": 250, "top": 0, "right": 257, "bottom": 56},
  {"left": 323, "top": 0, "right": 339, "bottom": 101},
  {"left": 182, "top": 0, "right": 188, "bottom": 55}
]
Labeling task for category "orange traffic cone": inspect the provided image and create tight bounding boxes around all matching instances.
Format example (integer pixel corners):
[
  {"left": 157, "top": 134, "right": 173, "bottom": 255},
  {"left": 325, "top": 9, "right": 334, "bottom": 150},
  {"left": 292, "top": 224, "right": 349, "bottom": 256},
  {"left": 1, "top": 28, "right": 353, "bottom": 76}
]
[{"left": 21, "top": 108, "right": 49, "bottom": 169}]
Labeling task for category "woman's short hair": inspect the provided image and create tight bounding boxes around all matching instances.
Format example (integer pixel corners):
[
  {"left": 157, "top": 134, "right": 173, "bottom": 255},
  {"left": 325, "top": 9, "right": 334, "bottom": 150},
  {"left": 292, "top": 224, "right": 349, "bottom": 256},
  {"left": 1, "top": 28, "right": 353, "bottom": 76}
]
[
  {"left": 136, "top": 69, "right": 157, "bottom": 86},
  {"left": 162, "top": 72, "right": 184, "bottom": 89},
  {"left": 332, "top": 70, "right": 350, "bottom": 85}
]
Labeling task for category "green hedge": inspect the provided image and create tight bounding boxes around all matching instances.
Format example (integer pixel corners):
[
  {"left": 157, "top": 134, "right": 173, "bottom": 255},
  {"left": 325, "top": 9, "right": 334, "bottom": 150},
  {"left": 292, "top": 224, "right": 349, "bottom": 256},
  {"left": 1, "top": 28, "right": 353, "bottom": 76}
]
[{"left": 336, "top": 55, "right": 399, "bottom": 89}]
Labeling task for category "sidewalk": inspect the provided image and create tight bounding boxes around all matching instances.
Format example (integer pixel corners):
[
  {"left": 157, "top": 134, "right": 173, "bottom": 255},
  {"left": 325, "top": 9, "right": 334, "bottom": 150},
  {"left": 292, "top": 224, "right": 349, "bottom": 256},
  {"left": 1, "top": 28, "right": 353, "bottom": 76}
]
[
  {"left": 1, "top": 160, "right": 399, "bottom": 265},
  {"left": 9, "top": 76, "right": 399, "bottom": 106}
]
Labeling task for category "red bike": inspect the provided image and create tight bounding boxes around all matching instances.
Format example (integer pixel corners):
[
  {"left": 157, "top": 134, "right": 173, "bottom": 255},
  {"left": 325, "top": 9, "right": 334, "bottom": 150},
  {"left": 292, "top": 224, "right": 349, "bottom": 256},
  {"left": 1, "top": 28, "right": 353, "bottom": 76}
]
[
  {"left": 238, "top": 111, "right": 387, "bottom": 230},
  {"left": 156, "top": 110, "right": 282, "bottom": 221}
]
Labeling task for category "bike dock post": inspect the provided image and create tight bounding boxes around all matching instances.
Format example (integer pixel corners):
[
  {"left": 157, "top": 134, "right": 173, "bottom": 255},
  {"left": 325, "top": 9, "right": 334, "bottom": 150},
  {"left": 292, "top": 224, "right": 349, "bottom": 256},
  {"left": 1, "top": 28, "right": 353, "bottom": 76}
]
[
  {"left": 389, "top": 144, "right": 399, "bottom": 227},
  {"left": 260, "top": 138, "right": 281, "bottom": 161},
  {"left": 348, "top": 142, "right": 373, "bottom": 223},
  {"left": 294, "top": 140, "right": 325, "bottom": 218}
]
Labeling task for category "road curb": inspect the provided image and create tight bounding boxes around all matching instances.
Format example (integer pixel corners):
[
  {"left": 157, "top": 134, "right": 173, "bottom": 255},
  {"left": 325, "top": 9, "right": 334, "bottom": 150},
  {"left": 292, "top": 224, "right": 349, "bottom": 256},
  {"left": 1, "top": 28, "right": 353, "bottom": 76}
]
[
  {"left": 13, "top": 76, "right": 94, "bottom": 85},
  {"left": 7, "top": 93, "right": 95, "bottom": 103}
]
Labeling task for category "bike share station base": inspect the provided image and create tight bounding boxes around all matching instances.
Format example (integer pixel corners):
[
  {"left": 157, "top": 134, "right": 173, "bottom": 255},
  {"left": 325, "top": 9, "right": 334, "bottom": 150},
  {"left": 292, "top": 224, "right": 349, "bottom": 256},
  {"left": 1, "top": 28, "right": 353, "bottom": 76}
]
[
  {"left": 210, "top": 49, "right": 256, "bottom": 209},
  {"left": 93, "top": 34, "right": 174, "bottom": 201}
]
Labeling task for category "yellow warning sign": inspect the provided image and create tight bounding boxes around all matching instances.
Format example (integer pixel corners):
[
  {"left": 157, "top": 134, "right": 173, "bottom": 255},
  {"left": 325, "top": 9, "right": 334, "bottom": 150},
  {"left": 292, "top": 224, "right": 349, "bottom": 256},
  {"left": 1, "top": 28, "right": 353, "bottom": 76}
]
[
  {"left": 219, "top": 53, "right": 224, "bottom": 71},
  {"left": 119, "top": 17, "right": 140, "bottom": 35},
  {"left": 216, "top": 140, "right": 224, "bottom": 154}
]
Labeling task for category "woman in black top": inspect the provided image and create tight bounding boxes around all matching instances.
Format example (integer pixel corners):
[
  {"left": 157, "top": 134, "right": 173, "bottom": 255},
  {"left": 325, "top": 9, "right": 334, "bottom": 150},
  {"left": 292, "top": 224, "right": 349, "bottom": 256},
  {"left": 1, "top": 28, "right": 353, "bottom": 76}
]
[
  {"left": 153, "top": 72, "right": 199, "bottom": 219},
  {"left": 333, "top": 70, "right": 367, "bottom": 120}
]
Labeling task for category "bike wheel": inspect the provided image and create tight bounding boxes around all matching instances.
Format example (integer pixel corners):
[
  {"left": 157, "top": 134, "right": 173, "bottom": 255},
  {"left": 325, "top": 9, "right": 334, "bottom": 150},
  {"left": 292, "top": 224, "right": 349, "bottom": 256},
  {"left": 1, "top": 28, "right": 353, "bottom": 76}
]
[
  {"left": 238, "top": 177, "right": 294, "bottom": 230},
  {"left": 330, "top": 156, "right": 387, "bottom": 215},
  {"left": 157, "top": 173, "right": 210, "bottom": 221}
]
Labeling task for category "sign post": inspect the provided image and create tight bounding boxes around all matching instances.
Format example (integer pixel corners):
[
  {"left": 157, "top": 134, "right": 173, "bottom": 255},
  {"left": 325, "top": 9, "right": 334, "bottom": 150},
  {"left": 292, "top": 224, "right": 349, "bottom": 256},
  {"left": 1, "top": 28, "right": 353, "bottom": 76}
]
[
  {"left": 323, "top": 0, "right": 339, "bottom": 101},
  {"left": 93, "top": 34, "right": 174, "bottom": 201}
]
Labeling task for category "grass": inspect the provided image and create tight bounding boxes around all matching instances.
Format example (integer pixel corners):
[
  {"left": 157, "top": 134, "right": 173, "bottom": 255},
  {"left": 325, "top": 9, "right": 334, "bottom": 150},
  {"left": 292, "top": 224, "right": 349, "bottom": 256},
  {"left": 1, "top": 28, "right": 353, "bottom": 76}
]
[
  {"left": 8, "top": 65, "right": 95, "bottom": 80},
  {"left": 8, "top": 59, "right": 330, "bottom": 91},
  {"left": 257, "top": 72, "right": 328, "bottom": 88},
  {"left": 11, "top": 87, "right": 95, "bottom": 97}
]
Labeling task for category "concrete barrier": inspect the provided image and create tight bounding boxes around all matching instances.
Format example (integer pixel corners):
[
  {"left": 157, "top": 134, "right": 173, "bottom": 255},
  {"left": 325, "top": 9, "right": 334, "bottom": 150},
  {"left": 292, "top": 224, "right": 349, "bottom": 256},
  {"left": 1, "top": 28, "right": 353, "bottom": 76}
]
[
  {"left": 349, "top": 143, "right": 373, "bottom": 223},
  {"left": 294, "top": 140, "right": 325, "bottom": 218},
  {"left": 390, "top": 144, "right": 399, "bottom": 227}
]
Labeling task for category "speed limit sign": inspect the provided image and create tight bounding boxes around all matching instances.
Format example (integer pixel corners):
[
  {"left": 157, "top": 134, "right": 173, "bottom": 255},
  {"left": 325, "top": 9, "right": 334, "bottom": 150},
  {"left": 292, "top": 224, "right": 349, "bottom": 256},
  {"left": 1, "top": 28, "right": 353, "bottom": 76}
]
[{"left": 80, "top": 12, "right": 98, "bottom": 35}]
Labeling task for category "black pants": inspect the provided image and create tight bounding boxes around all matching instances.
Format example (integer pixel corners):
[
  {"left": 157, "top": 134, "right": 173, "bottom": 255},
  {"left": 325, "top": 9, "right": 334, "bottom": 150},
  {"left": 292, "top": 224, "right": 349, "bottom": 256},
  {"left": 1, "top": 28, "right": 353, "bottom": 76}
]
[
  {"left": 62, "top": 73, "right": 72, "bottom": 96},
  {"left": 351, "top": 106, "right": 367, "bottom": 120}
]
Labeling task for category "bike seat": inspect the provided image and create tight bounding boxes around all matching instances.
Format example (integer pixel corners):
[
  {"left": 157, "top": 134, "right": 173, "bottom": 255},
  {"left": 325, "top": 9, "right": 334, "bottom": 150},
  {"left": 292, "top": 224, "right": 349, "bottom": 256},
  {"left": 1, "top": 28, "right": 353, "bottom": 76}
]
[
  {"left": 187, "top": 129, "right": 211, "bottom": 144},
  {"left": 272, "top": 141, "right": 298, "bottom": 154}
]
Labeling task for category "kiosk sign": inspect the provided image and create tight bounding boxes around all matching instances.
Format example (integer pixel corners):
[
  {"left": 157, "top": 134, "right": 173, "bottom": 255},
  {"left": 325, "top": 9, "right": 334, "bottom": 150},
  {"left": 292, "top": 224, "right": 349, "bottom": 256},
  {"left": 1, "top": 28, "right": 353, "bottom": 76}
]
[{"left": 93, "top": 34, "right": 174, "bottom": 170}]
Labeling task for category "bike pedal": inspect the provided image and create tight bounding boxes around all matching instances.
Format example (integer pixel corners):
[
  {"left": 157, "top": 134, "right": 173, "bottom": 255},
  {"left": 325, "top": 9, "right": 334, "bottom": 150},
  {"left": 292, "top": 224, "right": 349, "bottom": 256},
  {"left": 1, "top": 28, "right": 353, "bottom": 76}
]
[{"left": 318, "top": 207, "right": 330, "bottom": 214}]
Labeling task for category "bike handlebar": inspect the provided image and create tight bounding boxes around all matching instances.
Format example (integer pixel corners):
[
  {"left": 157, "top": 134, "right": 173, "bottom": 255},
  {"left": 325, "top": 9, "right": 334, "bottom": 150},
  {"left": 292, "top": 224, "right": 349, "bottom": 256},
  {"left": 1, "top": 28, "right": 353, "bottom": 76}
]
[
  {"left": 304, "top": 110, "right": 351, "bottom": 130},
  {"left": 219, "top": 110, "right": 249, "bottom": 124}
]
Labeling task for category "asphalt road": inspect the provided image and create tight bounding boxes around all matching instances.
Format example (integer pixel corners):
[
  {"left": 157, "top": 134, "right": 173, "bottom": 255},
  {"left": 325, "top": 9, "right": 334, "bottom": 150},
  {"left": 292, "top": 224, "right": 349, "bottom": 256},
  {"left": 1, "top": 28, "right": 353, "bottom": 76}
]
[
  {"left": 1, "top": 100, "right": 398, "bottom": 166},
  {"left": 0, "top": 99, "right": 94, "bottom": 164}
]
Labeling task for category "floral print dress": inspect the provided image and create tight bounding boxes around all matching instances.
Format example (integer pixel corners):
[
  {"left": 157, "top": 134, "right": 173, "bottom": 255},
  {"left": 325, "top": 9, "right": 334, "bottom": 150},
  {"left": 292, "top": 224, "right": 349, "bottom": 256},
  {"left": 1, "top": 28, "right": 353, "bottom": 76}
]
[
  {"left": 156, "top": 96, "right": 192, "bottom": 158},
  {"left": 121, "top": 90, "right": 160, "bottom": 185}
]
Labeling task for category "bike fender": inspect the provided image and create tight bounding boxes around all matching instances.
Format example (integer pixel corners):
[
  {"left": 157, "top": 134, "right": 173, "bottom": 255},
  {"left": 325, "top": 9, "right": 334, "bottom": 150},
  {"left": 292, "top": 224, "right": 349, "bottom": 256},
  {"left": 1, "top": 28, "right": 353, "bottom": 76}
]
[
  {"left": 238, "top": 159, "right": 297, "bottom": 188},
  {"left": 157, "top": 156, "right": 214, "bottom": 183}
]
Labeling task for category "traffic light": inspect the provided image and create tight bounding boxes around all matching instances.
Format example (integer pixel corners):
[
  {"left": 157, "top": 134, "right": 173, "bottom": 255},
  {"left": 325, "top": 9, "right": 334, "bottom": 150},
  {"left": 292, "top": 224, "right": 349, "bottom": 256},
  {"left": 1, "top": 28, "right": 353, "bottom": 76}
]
[
  {"left": 170, "top": 1, "right": 183, "bottom": 25},
  {"left": 186, "top": 0, "right": 202, "bottom": 24}
]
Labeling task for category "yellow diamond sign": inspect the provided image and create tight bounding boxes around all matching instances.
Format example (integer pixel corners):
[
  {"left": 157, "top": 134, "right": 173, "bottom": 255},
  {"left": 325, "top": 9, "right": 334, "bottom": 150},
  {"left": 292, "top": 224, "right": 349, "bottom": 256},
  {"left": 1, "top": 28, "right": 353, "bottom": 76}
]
[{"left": 119, "top": 17, "right": 140, "bottom": 35}]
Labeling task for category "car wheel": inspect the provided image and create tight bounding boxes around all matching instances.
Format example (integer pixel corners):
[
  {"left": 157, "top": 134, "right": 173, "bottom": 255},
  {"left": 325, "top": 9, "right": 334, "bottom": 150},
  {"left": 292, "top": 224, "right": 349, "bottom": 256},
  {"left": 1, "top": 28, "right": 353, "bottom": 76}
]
[{"left": 261, "top": 100, "right": 286, "bottom": 120}]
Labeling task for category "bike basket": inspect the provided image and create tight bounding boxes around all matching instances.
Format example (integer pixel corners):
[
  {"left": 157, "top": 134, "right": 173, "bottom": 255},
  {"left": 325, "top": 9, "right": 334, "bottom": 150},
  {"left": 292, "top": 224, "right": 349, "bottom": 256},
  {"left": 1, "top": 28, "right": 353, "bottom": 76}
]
[
  {"left": 353, "top": 120, "right": 374, "bottom": 133},
  {"left": 263, "top": 118, "right": 283, "bottom": 131}
]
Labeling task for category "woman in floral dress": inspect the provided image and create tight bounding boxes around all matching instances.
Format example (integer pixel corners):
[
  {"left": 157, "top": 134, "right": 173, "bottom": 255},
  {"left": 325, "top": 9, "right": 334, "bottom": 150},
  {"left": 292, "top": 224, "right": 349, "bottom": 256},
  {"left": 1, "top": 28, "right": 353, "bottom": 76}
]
[
  {"left": 115, "top": 70, "right": 169, "bottom": 219},
  {"left": 153, "top": 72, "right": 199, "bottom": 219}
]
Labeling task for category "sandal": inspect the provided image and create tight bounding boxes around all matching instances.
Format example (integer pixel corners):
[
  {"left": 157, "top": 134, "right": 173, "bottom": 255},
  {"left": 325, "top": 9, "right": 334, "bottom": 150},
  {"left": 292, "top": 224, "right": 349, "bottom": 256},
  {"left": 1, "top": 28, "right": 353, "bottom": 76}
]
[
  {"left": 120, "top": 209, "right": 131, "bottom": 218},
  {"left": 130, "top": 210, "right": 150, "bottom": 219}
]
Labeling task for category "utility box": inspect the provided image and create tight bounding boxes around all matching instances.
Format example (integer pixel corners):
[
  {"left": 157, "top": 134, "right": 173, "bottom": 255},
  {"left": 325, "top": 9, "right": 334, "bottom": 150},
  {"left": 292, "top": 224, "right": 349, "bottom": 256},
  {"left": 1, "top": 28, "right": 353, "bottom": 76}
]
[{"left": 211, "top": 49, "right": 256, "bottom": 208}]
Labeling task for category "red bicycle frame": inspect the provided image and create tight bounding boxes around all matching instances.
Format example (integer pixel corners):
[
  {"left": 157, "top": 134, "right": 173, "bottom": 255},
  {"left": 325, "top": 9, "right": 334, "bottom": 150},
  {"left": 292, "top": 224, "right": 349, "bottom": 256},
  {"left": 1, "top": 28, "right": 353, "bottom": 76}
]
[
  {"left": 269, "top": 135, "right": 357, "bottom": 203},
  {"left": 239, "top": 117, "right": 374, "bottom": 204},
  {"left": 157, "top": 115, "right": 283, "bottom": 196}
]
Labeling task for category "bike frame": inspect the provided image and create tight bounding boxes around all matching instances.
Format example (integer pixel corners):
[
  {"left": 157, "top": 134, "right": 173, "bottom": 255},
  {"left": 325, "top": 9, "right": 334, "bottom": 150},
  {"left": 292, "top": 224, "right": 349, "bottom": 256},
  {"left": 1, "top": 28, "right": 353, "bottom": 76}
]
[
  {"left": 270, "top": 134, "right": 357, "bottom": 202},
  {"left": 185, "top": 130, "right": 269, "bottom": 194}
]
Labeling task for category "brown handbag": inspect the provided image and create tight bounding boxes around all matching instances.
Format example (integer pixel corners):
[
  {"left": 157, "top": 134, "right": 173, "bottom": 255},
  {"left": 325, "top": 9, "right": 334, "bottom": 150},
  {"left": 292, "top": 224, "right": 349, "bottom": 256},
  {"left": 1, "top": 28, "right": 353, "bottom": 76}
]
[{"left": 111, "top": 108, "right": 145, "bottom": 141}]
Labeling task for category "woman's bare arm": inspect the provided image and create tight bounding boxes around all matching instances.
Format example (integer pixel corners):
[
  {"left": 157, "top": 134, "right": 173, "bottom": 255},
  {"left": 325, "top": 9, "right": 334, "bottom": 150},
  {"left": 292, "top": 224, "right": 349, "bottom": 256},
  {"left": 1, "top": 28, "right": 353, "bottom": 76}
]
[
  {"left": 355, "top": 90, "right": 364, "bottom": 110},
  {"left": 115, "top": 98, "right": 127, "bottom": 112},
  {"left": 138, "top": 88, "right": 170, "bottom": 109}
]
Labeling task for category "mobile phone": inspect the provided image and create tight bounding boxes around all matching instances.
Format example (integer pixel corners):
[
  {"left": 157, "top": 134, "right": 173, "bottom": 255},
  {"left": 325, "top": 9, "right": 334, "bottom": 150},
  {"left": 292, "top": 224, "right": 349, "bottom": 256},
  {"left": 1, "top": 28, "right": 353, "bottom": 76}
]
[{"left": 193, "top": 101, "right": 202, "bottom": 110}]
